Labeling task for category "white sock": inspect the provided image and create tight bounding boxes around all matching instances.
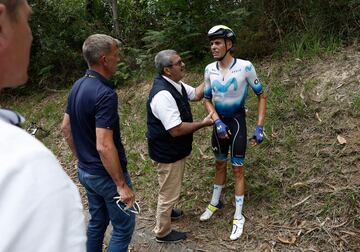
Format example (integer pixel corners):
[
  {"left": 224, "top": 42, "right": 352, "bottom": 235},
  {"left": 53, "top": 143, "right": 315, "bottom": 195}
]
[
  {"left": 234, "top": 195, "right": 244, "bottom": 219},
  {"left": 210, "top": 184, "right": 224, "bottom": 206}
]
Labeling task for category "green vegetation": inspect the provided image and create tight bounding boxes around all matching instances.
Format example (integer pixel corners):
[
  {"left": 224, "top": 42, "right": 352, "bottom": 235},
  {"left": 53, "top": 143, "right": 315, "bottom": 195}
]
[
  {"left": 1, "top": 0, "right": 360, "bottom": 250},
  {"left": 352, "top": 95, "right": 360, "bottom": 114},
  {"left": 25, "top": 0, "right": 360, "bottom": 89},
  {"left": 3, "top": 49, "right": 360, "bottom": 249}
]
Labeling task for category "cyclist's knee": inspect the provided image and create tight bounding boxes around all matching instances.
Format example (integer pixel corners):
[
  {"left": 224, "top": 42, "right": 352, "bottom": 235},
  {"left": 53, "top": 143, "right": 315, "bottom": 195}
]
[
  {"left": 215, "top": 159, "right": 227, "bottom": 172},
  {"left": 232, "top": 165, "right": 245, "bottom": 178}
]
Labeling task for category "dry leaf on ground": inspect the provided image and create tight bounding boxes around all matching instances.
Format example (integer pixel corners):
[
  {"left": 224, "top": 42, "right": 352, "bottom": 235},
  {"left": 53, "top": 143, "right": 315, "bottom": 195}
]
[
  {"left": 277, "top": 235, "right": 297, "bottom": 244},
  {"left": 337, "top": 135, "right": 347, "bottom": 145}
]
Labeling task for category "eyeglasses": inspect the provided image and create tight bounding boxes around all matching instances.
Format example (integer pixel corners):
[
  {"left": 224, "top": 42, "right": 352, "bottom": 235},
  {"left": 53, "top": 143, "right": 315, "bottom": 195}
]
[
  {"left": 26, "top": 122, "right": 49, "bottom": 138},
  {"left": 113, "top": 196, "right": 141, "bottom": 216},
  {"left": 167, "top": 59, "right": 184, "bottom": 67}
]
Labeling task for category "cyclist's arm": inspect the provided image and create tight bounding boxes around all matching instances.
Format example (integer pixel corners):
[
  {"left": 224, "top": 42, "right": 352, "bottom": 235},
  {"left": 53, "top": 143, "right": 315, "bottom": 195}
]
[
  {"left": 245, "top": 61, "right": 266, "bottom": 126},
  {"left": 204, "top": 98, "right": 220, "bottom": 122},
  {"left": 257, "top": 93, "right": 266, "bottom": 126},
  {"left": 61, "top": 113, "right": 77, "bottom": 157}
]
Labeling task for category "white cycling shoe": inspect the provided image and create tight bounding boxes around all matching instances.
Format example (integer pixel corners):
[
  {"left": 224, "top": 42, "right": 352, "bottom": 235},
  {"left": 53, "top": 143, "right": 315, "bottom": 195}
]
[
  {"left": 230, "top": 215, "right": 245, "bottom": 241},
  {"left": 199, "top": 201, "right": 223, "bottom": 221}
]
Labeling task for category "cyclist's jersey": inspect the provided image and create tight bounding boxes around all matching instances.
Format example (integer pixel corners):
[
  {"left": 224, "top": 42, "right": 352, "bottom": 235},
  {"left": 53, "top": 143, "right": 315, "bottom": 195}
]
[{"left": 204, "top": 58, "right": 263, "bottom": 118}]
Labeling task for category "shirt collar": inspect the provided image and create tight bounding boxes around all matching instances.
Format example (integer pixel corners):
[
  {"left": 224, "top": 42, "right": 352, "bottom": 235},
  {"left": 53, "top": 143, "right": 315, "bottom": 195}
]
[
  {"left": 85, "top": 69, "right": 114, "bottom": 89},
  {"left": 0, "top": 108, "right": 25, "bottom": 126},
  {"left": 162, "top": 75, "right": 184, "bottom": 94},
  {"left": 216, "top": 58, "right": 237, "bottom": 70}
]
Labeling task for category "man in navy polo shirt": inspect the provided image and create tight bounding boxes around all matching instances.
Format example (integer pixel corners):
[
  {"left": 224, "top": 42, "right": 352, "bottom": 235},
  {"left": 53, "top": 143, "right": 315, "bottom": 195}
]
[{"left": 62, "top": 34, "right": 136, "bottom": 252}]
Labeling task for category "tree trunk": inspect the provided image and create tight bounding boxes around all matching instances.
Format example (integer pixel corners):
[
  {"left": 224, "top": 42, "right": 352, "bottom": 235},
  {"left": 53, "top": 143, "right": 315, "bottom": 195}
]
[
  {"left": 109, "top": 0, "right": 121, "bottom": 39},
  {"left": 86, "top": 0, "right": 94, "bottom": 18}
]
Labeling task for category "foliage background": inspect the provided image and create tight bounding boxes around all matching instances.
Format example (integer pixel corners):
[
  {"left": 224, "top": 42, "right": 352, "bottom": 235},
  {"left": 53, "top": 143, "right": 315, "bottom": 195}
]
[
  {"left": 2, "top": 1, "right": 360, "bottom": 250},
  {"left": 26, "top": 0, "right": 360, "bottom": 89}
]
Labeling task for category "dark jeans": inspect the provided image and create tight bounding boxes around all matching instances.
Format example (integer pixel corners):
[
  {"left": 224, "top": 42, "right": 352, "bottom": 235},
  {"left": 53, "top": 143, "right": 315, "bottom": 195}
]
[{"left": 78, "top": 168, "right": 135, "bottom": 252}]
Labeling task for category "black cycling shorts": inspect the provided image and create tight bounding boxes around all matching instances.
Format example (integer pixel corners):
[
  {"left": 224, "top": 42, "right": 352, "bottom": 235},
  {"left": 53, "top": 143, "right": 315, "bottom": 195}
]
[{"left": 211, "top": 113, "right": 247, "bottom": 166}]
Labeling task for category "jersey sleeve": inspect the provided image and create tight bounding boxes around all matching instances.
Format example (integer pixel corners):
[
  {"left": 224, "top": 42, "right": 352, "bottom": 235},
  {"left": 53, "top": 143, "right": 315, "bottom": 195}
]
[
  {"left": 95, "top": 91, "right": 118, "bottom": 129},
  {"left": 245, "top": 61, "right": 263, "bottom": 95},
  {"left": 204, "top": 65, "right": 212, "bottom": 99}
]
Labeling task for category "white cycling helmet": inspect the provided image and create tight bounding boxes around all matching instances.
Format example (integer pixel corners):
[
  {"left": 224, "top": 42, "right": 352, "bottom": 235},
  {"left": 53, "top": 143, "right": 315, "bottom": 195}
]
[
  {"left": 207, "top": 25, "right": 236, "bottom": 61},
  {"left": 207, "top": 25, "right": 236, "bottom": 43}
]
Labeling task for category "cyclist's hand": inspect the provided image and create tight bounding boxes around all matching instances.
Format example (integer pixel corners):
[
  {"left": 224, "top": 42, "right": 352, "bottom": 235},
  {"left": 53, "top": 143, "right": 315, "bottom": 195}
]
[
  {"left": 215, "top": 119, "right": 230, "bottom": 139},
  {"left": 252, "top": 125, "right": 264, "bottom": 145}
]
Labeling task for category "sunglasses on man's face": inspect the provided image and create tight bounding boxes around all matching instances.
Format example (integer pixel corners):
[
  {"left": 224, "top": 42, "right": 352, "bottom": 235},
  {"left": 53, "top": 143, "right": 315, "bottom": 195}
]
[{"left": 113, "top": 196, "right": 141, "bottom": 216}]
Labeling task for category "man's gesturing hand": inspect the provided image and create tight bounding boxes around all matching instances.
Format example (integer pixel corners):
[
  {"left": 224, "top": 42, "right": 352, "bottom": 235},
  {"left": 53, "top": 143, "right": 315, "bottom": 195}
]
[{"left": 202, "top": 111, "right": 214, "bottom": 126}]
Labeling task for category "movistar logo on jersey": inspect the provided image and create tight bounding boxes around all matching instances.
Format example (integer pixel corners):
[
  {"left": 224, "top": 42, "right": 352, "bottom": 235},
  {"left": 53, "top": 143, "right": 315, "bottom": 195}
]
[
  {"left": 245, "top": 64, "right": 253, "bottom": 72},
  {"left": 212, "top": 78, "right": 238, "bottom": 93}
]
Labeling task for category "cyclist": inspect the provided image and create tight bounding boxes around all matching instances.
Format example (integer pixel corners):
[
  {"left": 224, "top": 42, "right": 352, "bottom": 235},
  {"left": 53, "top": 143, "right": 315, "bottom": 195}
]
[{"left": 200, "top": 25, "right": 267, "bottom": 241}]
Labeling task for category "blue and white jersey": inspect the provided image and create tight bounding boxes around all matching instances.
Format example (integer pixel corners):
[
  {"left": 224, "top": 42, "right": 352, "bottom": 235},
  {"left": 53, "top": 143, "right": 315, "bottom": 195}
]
[{"left": 204, "top": 58, "right": 263, "bottom": 118}]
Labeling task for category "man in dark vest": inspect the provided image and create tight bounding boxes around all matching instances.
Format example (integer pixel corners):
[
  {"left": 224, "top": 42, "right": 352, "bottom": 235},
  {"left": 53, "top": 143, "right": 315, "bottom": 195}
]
[{"left": 147, "top": 49, "right": 214, "bottom": 243}]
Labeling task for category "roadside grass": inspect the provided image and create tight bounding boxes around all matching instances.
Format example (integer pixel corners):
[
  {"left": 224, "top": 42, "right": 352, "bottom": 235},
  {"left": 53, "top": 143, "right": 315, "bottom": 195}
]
[
  {"left": 1, "top": 49, "right": 359, "bottom": 250},
  {"left": 276, "top": 30, "right": 343, "bottom": 59},
  {"left": 352, "top": 94, "right": 360, "bottom": 115}
]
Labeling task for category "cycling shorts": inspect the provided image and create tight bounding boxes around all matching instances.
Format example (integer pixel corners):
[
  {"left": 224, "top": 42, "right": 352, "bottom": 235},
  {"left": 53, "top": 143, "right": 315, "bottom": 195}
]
[{"left": 211, "top": 112, "right": 247, "bottom": 166}]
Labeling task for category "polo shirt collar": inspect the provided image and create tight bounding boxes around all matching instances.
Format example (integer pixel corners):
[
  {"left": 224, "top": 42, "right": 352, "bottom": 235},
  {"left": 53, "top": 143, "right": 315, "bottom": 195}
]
[
  {"left": 85, "top": 69, "right": 114, "bottom": 89},
  {"left": 0, "top": 108, "right": 25, "bottom": 126}
]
